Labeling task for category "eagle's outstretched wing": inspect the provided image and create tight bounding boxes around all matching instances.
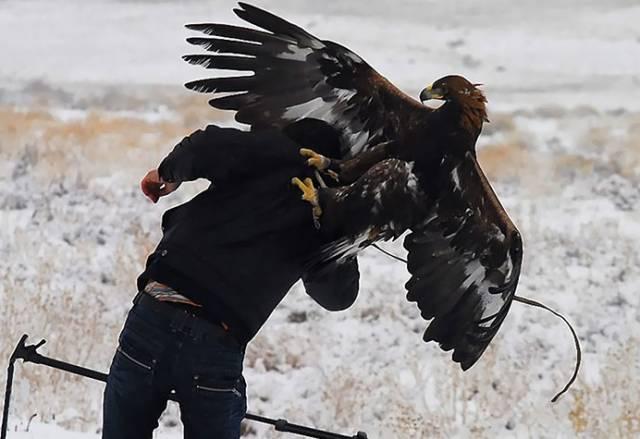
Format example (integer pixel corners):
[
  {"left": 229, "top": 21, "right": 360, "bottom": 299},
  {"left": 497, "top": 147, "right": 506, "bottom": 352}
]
[
  {"left": 404, "top": 152, "right": 522, "bottom": 370},
  {"left": 309, "top": 158, "right": 425, "bottom": 263},
  {"left": 183, "top": 2, "right": 428, "bottom": 157},
  {"left": 308, "top": 152, "right": 521, "bottom": 369}
]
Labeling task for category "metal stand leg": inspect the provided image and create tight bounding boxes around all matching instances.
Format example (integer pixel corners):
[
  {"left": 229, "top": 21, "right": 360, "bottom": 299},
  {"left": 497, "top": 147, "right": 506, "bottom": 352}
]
[
  {"left": 1, "top": 335, "right": 28, "bottom": 439},
  {"left": 1, "top": 335, "right": 368, "bottom": 439}
]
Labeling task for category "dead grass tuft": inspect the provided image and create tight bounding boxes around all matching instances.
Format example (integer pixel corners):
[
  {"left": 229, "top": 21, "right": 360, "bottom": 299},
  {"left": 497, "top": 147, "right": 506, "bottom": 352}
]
[
  {"left": 2, "top": 99, "right": 640, "bottom": 436},
  {"left": 562, "top": 340, "right": 640, "bottom": 438},
  {"left": 569, "top": 391, "right": 588, "bottom": 433},
  {"left": 482, "top": 112, "right": 517, "bottom": 136},
  {"left": 0, "top": 102, "right": 227, "bottom": 181},
  {"left": 477, "top": 140, "right": 531, "bottom": 180}
]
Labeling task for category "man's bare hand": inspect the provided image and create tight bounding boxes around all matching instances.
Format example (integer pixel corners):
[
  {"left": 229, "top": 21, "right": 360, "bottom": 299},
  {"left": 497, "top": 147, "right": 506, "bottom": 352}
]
[{"left": 140, "top": 169, "right": 181, "bottom": 203}]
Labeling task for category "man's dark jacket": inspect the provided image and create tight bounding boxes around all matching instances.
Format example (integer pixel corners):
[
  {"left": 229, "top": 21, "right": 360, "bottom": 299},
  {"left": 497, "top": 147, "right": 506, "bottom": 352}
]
[{"left": 137, "top": 120, "right": 360, "bottom": 345}]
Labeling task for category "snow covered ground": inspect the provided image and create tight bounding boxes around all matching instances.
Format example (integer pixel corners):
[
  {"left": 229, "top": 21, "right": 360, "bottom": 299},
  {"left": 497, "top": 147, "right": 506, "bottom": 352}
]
[{"left": 1, "top": 0, "right": 639, "bottom": 438}]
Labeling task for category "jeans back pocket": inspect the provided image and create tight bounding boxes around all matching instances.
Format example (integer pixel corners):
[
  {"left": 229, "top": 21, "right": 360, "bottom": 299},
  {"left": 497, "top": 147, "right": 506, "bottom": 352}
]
[
  {"left": 193, "top": 374, "right": 244, "bottom": 399},
  {"left": 115, "top": 324, "right": 160, "bottom": 374},
  {"left": 116, "top": 345, "right": 153, "bottom": 371}
]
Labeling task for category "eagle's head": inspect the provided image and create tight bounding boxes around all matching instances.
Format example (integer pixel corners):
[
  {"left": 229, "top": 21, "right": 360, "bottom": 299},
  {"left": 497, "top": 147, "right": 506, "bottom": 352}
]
[
  {"left": 420, "top": 75, "right": 488, "bottom": 133},
  {"left": 419, "top": 75, "right": 485, "bottom": 104}
]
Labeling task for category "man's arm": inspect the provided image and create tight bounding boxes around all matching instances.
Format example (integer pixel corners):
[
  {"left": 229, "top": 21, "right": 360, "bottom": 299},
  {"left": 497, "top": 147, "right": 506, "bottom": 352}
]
[
  {"left": 141, "top": 125, "right": 292, "bottom": 203},
  {"left": 157, "top": 125, "right": 289, "bottom": 184},
  {"left": 302, "top": 258, "right": 360, "bottom": 311}
]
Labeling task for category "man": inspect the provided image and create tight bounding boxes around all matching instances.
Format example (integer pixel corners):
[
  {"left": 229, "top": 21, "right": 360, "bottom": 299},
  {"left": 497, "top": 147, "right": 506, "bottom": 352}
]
[{"left": 102, "top": 120, "right": 360, "bottom": 439}]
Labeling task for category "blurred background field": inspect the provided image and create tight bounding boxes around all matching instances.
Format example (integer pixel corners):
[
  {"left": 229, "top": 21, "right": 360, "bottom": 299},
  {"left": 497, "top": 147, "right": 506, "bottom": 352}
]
[{"left": 1, "top": 1, "right": 639, "bottom": 438}]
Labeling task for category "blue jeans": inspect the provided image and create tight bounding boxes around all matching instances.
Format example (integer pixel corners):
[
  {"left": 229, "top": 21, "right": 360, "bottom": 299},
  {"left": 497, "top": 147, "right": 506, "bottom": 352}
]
[{"left": 102, "top": 295, "right": 247, "bottom": 439}]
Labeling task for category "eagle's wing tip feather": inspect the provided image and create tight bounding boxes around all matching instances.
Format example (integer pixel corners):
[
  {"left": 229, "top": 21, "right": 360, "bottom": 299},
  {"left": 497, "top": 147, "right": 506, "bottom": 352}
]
[
  {"left": 185, "top": 37, "right": 206, "bottom": 47},
  {"left": 185, "top": 23, "right": 203, "bottom": 30},
  {"left": 234, "top": 2, "right": 259, "bottom": 19},
  {"left": 184, "top": 80, "right": 205, "bottom": 92},
  {"left": 237, "top": 3, "right": 263, "bottom": 13},
  {"left": 459, "top": 360, "right": 473, "bottom": 371}
]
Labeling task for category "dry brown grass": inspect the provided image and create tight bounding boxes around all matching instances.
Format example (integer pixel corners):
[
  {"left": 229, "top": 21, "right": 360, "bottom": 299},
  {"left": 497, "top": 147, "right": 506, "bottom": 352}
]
[
  {"left": 563, "top": 340, "right": 640, "bottom": 438},
  {"left": 2, "top": 101, "right": 640, "bottom": 436},
  {"left": 481, "top": 112, "right": 517, "bottom": 136},
  {"left": 620, "top": 115, "right": 640, "bottom": 177},
  {"left": 477, "top": 139, "right": 581, "bottom": 196},
  {"left": 0, "top": 99, "right": 225, "bottom": 181},
  {"left": 0, "top": 98, "right": 228, "bottom": 430},
  {"left": 574, "top": 112, "right": 640, "bottom": 179},
  {"left": 245, "top": 332, "right": 309, "bottom": 372},
  {"left": 477, "top": 140, "right": 531, "bottom": 180},
  {"left": 5, "top": 104, "right": 633, "bottom": 189}
]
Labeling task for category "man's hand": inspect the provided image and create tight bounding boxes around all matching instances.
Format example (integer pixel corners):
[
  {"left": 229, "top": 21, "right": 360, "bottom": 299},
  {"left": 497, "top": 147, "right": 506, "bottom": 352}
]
[{"left": 140, "top": 169, "right": 181, "bottom": 203}]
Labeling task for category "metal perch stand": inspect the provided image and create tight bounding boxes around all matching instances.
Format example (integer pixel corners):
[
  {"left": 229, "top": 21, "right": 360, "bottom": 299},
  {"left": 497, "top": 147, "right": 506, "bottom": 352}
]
[{"left": 2, "top": 334, "right": 368, "bottom": 439}]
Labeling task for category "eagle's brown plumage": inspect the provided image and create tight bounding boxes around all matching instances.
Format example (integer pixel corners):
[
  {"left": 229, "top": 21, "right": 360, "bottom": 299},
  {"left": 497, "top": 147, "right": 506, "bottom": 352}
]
[
  {"left": 183, "top": 2, "right": 523, "bottom": 371},
  {"left": 183, "top": 2, "right": 428, "bottom": 158},
  {"left": 429, "top": 75, "right": 489, "bottom": 134}
]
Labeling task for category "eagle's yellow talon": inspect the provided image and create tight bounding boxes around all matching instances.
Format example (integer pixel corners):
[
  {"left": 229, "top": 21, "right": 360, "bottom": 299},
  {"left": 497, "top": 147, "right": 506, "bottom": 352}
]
[
  {"left": 291, "top": 177, "right": 319, "bottom": 204},
  {"left": 291, "top": 176, "right": 323, "bottom": 221},
  {"left": 300, "top": 148, "right": 330, "bottom": 171},
  {"left": 327, "top": 169, "right": 339, "bottom": 182},
  {"left": 308, "top": 157, "right": 324, "bottom": 168}
]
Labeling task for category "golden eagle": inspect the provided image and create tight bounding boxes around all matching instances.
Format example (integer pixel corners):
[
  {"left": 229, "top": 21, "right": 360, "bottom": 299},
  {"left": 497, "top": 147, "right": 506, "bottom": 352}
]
[{"left": 182, "top": 3, "right": 522, "bottom": 370}]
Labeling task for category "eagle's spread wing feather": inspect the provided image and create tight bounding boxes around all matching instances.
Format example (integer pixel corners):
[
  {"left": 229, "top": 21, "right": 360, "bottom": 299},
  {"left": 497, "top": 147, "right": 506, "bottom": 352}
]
[
  {"left": 316, "top": 158, "right": 424, "bottom": 262},
  {"left": 305, "top": 150, "right": 520, "bottom": 369},
  {"left": 184, "top": 2, "right": 428, "bottom": 157},
  {"left": 404, "top": 152, "right": 522, "bottom": 370}
]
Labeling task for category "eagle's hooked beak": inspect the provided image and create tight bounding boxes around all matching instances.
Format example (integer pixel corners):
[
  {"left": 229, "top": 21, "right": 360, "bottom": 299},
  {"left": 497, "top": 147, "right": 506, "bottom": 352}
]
[{"left": 420, "top": 84, "right": 445, "bottom": 103}]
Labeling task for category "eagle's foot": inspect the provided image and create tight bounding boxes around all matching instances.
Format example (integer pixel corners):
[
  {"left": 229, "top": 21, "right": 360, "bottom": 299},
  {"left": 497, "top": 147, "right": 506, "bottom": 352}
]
[
  {"left": 291, "top": 177, "right": 323, "bottom": 224},
  {"left": 300, "top": 148, "right": 329, "bottom": 170},
  {"left": 300, "top": 148, "right": 339, "bottom": 182}
]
